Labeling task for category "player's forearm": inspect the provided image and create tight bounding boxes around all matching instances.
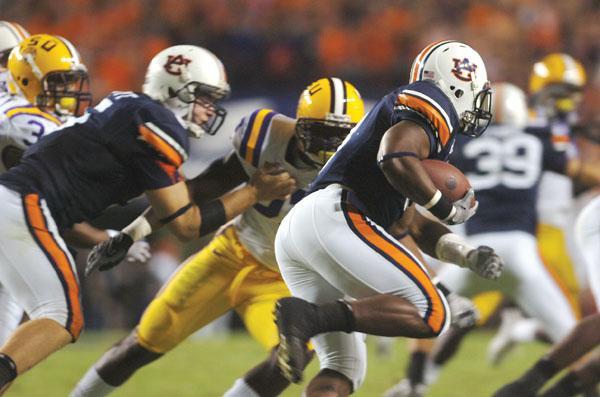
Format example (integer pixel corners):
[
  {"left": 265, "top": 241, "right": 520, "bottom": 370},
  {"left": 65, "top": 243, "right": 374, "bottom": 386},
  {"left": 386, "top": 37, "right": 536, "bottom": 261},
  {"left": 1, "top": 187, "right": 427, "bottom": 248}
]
[
  {"left": 567, "top": 159, "right": 600, "bottom": 187},
  {"left": 62, "top": 222, "right": 111, "bottom": 248},
  {"left": 380, "top": 156, "right": 439, "bottom": 205},
  {"left": 409, "top": 212, "right": 454, "bottom": 258}
]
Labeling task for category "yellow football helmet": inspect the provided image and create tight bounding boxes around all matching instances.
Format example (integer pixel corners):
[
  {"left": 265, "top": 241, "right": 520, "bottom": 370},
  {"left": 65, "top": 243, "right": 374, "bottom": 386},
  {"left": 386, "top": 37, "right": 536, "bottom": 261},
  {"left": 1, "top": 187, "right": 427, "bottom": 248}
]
[
  {"left": 529, "top": 53, "right": 586, "bottom": 114},
  {"left": 296, "top": 77, "right": 364, "bottom": 165},
  {"left": 7, "top": 34, "right": 91, "bottom": 116}
]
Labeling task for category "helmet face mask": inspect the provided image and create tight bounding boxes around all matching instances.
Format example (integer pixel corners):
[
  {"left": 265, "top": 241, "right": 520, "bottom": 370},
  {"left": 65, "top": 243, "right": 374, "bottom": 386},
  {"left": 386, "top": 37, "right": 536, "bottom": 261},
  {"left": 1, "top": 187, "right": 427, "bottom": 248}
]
[
  {"left": 295, "top": 117, "right": 355, "bottom": 166},
  {"left": 38, "top": 69, "right": 91, "bottom": 116},
  {"left": 169, "top": 81, "right": 229, "bottom": 137},
  {"left": 460, "top": 82, "right": 492, "bottom": 137}
]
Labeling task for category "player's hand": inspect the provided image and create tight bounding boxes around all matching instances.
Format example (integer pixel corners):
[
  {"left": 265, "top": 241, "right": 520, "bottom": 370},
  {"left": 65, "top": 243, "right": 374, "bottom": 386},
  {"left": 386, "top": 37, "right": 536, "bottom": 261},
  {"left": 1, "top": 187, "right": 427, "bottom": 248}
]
[
  {"left": 446, "top": 189, "right": 478, "bottom": 225},
  {"left": 250, "top": 162, "right": 297, "bottom": 202},
  {"left": 125, "top": 240, "right": 152, "bottom": 263},
  {"left": 85, "top": 233, "right": 134, "bottom": 277},
  {"left": 447, "top": 292, "right": 480, "bottom": 329},
  {"left": 465, "top": 245, "right": 503, "bottom": 280}
]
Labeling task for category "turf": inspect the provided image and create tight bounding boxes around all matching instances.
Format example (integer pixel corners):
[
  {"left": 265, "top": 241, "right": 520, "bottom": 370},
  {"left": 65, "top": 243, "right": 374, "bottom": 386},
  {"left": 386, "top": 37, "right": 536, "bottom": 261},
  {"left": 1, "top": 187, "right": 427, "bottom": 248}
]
[{"left": 8, "top": 330, "right": 546, "bottom": 396}]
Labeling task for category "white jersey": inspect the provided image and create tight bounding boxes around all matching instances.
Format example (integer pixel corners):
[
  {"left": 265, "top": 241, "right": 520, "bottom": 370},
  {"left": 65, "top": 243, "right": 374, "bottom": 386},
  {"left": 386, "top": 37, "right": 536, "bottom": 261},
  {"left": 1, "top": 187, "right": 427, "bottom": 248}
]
[
  {"left": 231, "top": 109, "right": 319, "bottom": 271},
  {"left": 0, "top": 70, "right": 9, "bottom": 94},
  {"left": 0, "top": 92, "right": 62, "bottom": 172},
  {"left": 532, "top": 109, "right": 578, "bottom": 228}
]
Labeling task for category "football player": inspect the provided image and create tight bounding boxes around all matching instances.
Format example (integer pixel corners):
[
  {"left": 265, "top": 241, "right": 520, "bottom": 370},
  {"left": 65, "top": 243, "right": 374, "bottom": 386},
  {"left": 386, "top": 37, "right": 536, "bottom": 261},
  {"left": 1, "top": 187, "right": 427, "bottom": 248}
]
[
  {"left": 383, "top": 83, "right": 600, "bottom": 397},
  {"left": 272, "top": 40, "right": 503, "bottom": 396},
  {"left": 0, "top": 21, "right": 28, "bottom": 93},
  {"left": 0, "top": 44, "right": 295, "bottom": 393},
  {"left": 69, "top": 77, "right": 365, "bottom": 397},
  {"left": 0, "top": 32, "right": 150, "bottom": 346}
]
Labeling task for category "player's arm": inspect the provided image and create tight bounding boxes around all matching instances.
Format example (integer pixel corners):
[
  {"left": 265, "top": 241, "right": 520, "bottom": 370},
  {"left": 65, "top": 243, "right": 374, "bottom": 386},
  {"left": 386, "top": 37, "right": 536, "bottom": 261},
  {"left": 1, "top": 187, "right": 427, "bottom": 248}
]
[
  {"left": 378, "top": 121, "right": 475, "bottom": 225},
  {"left": 62, "top": 222, "right": 112, "bottom": 248},
  {"left": 407, "top": 210, "right": 502, "bottom": 280},
  {"left": 565, "top": 158, "right": 600, "bottom": 187}
]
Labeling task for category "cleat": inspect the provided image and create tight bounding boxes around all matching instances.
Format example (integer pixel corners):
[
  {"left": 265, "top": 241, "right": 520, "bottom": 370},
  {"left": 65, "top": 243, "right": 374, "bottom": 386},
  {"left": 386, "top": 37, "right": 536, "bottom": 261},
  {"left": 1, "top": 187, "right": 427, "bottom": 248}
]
[
  {"left": 487, "top": 308, "right": 523, "bottom": 366},
  {"left": 274, "top": 297, "right": 315, "bottom": 383},
  {"left": 382, "top": 379, "right": 427, "bottom": 397}
]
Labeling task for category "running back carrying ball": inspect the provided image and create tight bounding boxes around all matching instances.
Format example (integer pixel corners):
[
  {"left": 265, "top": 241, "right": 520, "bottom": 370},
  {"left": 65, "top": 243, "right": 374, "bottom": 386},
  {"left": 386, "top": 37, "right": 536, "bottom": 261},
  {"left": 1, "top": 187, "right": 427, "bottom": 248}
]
[{"left": 422, "top": 159, "right": 472, "bottom": 202}]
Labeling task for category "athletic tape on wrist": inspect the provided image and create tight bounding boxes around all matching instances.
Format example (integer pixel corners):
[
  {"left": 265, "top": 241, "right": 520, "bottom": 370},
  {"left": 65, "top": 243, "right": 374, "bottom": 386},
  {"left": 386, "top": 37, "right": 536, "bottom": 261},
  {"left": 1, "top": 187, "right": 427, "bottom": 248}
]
[
  {"left": 122, "top": 215, "right": 153, "bottom": 242},
  {"left": 423, "top": 190, "right": 442, "bottom": 209}
]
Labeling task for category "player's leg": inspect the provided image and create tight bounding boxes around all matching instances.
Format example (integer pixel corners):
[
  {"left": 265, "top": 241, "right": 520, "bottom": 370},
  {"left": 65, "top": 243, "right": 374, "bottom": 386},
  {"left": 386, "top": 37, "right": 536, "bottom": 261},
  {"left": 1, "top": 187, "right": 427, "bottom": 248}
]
[
  {"left": 0, "top": 284, "right": 23, "bottom": 345},
  {"left": 71, "top": 229, "right": 240, "bottom": 396},
  {"left": 575, "top": 195, "right": 600, "bottom": 308},
  {"left": 274, "top": 186, "right": 449, "bottom": 396},
  {"left": 492, "top": 312, "right": 600, "bottom": 397},
  {"left": 0, "top": 191, "right": 83, "bottom": 391},
  {"left": 225, "top": 267, "right": 296, "bottom": 397}
]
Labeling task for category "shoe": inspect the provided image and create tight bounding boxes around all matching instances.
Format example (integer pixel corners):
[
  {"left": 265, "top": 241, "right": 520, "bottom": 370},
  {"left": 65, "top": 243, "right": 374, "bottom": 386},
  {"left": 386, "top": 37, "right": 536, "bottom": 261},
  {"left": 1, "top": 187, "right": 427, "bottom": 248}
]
[
  {"left": 487, "top": 308, "right": 523, "bottom": 366},
  {"left": 382, "top": 379, "right": 427, "bottom": 397},
  {"left": 274, "top": 297, "right": 315, "bottom": 383}
]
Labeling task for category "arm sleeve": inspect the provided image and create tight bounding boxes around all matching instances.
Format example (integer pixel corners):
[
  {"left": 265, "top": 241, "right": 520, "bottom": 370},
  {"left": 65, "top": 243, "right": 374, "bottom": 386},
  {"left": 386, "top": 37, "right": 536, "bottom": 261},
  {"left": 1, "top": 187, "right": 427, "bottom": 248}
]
[
  {"left": 131, "top": 102, "right": 190, "bottom": 190},
  {"left": 232, "top": 108, "right": 278, "bottom": 167}
]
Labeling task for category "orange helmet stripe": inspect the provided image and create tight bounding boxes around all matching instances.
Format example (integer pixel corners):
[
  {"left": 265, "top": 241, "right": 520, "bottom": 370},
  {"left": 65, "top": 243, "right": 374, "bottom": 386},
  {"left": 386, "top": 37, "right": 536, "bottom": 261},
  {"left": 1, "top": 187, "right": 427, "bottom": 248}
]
[{"left": 410, "top": 40, "right": 455, "bottom": 83}]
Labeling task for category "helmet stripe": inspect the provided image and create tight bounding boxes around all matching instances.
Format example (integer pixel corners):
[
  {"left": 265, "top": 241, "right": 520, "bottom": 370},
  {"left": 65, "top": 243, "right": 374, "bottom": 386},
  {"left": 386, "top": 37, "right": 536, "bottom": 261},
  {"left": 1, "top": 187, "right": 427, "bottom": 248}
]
[
  {"left": 330, "top": 77, "right": 344, "bottom": 115},
  {"left": 9, "top": 22, "right": 28, "bottom": 40},
  {"left": 327, "top": 77, "right": 335, "bottom": 114},
  {"left": 410, "top": 40, "right": 456, "bottom": 82},
  {"left": 341, "top": 79, "right": 348, "bottom": 115}
]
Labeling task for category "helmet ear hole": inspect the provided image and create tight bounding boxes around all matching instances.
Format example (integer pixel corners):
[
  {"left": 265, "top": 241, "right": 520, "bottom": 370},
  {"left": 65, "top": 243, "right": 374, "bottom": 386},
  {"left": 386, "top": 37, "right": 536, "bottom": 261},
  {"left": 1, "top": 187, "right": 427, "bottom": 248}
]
[
  {"left": 450, "top": 85, "right": 455, "bottom": 91},
  {"left": 455, "top": 89, "right": 464, "bottom": 98}
]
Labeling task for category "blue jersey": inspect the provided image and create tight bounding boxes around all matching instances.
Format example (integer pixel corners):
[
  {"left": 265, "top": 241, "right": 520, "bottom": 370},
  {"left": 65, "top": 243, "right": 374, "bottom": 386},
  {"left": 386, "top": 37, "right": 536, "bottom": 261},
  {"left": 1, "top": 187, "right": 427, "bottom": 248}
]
[
  {"left": 451, "top": 124, "right": 567, "bottom": 236},
  {"left": 311, "top": 81, "right": 460, "bottom": 229},
  {"left": 0, "top": 91, "right": 189, "bottom": 228}
]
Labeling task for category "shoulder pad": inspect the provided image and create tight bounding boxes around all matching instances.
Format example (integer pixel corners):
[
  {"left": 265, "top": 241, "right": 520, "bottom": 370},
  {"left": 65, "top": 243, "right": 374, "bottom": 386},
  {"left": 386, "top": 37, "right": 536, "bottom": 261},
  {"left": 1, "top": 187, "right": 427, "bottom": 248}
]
[{"left": 233, "top": 109, "right": 282, "bottom": 167}]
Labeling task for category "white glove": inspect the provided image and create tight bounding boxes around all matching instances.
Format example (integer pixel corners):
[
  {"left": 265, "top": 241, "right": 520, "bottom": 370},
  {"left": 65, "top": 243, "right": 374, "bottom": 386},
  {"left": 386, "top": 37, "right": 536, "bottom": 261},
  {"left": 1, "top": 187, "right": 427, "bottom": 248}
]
[
  {"left": 125, "top": 240, "right": 151, "bottom": 263},
  {"left": 465, "top": 246, "right": 503, "bottom": 280},
  {"left": 447, "top": 293, "right": 480, "bottom": 329},
  {"left": 445, "top": 189, "right": 478, "bottom": 225}
]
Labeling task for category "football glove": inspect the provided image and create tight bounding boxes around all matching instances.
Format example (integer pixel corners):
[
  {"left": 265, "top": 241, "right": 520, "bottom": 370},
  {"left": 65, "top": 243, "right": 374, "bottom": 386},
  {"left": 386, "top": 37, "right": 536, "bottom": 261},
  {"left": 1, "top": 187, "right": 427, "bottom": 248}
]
[
  {"left": 445, "top": 189, "right": 478, "bottom": 225},
  {"left": 447, "top": 293, "right": 480, "bottom": 329},
  {"left": 86, "top": 233, "right": 134, "bottom": 277},
  {"left": 465, "top": 245, "right": 503, "bottom": 280}
]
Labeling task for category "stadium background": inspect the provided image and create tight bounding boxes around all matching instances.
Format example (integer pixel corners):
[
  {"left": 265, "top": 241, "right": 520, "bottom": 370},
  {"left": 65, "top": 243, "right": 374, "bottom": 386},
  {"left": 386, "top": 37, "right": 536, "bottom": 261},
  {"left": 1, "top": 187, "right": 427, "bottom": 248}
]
[{"left": 0, "top": 1, "right": 599, "bottom": 396}]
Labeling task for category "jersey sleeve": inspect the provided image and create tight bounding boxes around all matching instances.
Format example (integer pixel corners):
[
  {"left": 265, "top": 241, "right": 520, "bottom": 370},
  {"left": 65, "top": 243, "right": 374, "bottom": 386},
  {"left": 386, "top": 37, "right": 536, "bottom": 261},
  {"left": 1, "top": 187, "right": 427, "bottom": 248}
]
[
  {"left": 1, "top": 107, "right": 62, "bottom": 149},
  {"left": 392, "top": 82, "right": 457, "bottom": 158},
  {"left": 232, "top": 108, "right": 278, "bottom": 168},
  {"left": 132, "top": 101, "right": 190, "bottom": 190}
]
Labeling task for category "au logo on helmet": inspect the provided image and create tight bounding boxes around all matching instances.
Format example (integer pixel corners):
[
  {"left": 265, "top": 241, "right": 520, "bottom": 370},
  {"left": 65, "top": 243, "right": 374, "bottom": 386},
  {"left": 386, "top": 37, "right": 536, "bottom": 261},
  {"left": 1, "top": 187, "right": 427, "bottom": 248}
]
[
  {"left": 451, "top": 58, "right": 478, "bottom": 82},
  {"left": 164, "top": 54, "right": 191, "bottom": 76}
]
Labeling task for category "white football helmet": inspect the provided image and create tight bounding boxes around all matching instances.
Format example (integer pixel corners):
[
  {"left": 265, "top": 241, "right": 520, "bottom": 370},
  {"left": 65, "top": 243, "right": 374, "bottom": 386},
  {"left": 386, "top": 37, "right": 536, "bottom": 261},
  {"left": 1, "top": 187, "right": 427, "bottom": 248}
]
[
  {"left": 491, "top": 83, "right": 528, "bottom": 128},
  {"left": 410, "top": 40, "right": 492, "bottom": 137},
  {"left": 143, "top": 45, "right": 230, "bottom": 138},
  {"left": 0, "top": 21, "right": 29, "bottom": 60}
]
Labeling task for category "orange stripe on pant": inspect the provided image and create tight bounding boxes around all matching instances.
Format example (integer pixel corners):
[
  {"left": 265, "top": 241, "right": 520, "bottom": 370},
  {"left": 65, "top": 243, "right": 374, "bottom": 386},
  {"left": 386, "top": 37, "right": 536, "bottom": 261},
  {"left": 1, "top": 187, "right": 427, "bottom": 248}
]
[
  {"left": 344, "top": 208, "right": 446, "bottom": 334},
  {"left": 23, "top": 194, "right": 84, "bottom": 339}
]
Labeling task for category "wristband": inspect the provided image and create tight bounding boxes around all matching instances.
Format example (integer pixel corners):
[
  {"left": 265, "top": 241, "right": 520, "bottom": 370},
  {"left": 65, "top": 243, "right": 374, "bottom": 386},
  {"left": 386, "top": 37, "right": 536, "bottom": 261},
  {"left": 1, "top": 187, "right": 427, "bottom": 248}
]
[
  {"left": 426, "top": 192, "right": 454, "bottom": 220},
  {"left": 199, "top": 199, "right": 226, "bottom": 236},
  {"left": 122, "top": 215, "right": 153, "bottom": 242}
]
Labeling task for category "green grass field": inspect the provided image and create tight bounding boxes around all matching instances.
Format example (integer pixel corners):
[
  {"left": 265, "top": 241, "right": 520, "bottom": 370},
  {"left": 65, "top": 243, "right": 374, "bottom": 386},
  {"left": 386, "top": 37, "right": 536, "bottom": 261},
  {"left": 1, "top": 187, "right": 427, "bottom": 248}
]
[{"left": 8, "top": 330, "right": 546, "bottom": 396}]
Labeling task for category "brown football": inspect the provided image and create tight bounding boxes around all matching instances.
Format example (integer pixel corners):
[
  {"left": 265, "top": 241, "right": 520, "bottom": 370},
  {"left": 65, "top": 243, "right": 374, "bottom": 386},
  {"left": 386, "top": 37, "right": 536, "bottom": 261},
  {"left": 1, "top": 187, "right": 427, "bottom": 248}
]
[{"left": 422, "top": 159, "right": 471, "bottom": 202}]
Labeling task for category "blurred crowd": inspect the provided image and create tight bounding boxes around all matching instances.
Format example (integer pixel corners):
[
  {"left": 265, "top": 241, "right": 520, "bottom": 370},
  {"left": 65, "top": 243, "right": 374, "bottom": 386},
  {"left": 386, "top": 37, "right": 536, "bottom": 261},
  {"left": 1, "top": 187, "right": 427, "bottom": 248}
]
[
  {"left": 1, "top": 0, "right": 598, "bottom": 329},
  {"left": 1, "top": 0, "right": 599, "bottom": 110}
]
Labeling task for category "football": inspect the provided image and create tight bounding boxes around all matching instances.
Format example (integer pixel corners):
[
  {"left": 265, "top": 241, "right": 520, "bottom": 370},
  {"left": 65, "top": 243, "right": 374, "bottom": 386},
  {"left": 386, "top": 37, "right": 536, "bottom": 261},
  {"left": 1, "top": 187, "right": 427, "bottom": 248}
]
[{"left": 422, "top": 159, "right": 471, "bottom": 202}]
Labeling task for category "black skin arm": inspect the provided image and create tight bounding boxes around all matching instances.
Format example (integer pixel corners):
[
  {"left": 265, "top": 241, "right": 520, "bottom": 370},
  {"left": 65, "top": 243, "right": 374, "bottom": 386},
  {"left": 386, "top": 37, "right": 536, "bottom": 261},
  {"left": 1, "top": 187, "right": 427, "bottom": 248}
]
[
  {"left": 389, "top": 205, "right": 451, "bottom": 259},
  {"left": 377, "top": 120, "right": 440, "bottom": 206}
]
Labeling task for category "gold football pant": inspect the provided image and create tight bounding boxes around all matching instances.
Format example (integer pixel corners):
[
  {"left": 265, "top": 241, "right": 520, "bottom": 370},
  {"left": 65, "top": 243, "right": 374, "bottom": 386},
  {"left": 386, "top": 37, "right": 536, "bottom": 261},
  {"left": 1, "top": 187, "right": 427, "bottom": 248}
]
[
  {"left": 537, "top": 223, "right": 581, "bottom": 318},
  {"left": 137, "top": 225, "right": 290, "bottom": 353}
]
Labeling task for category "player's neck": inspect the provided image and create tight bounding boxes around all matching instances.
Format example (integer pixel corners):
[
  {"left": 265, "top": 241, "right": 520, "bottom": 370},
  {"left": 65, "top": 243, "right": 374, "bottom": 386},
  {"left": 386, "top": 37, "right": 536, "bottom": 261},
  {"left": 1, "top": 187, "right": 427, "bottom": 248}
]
[{"left": 285, "top": 136, "right": 317, "bottom": 170}]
